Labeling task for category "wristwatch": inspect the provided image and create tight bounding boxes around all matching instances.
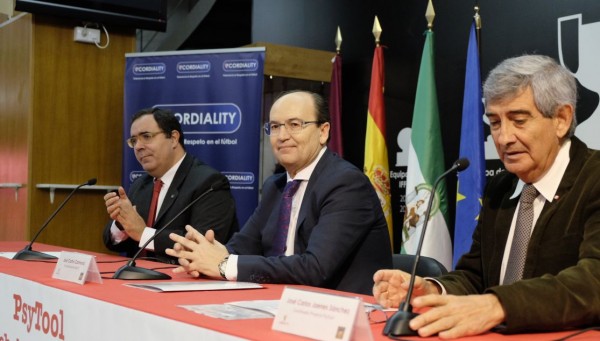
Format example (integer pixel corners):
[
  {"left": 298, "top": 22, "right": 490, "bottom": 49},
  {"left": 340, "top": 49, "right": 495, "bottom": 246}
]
[{"left": 218, "top": 256, "right": 229, "bottom": 279}]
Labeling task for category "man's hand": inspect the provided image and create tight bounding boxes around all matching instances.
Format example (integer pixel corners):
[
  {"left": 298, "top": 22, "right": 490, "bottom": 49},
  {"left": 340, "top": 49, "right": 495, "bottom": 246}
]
[
  {"left": 166, "top": 226, "right": 229, "bottom": 278},
  {"left": 409, "top": 293, "right": 506, "bottom": 339},
  {"left": 103, "top": 186, "right": 146, "bottom": 241},
  {"left": 373, "top": 269, "right": 439, "bottom": 308}
]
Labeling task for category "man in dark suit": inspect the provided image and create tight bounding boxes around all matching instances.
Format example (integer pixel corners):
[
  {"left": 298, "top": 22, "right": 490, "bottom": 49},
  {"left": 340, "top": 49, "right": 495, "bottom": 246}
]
[
  {"left": 165, "top": 90, "right": 392, "bottom": 295},
  {"left": 103, "top": 108, "right": 238, "bottom": 262},
  {"left": 373, "top": 55, "right": 600, "bottom": 337}
]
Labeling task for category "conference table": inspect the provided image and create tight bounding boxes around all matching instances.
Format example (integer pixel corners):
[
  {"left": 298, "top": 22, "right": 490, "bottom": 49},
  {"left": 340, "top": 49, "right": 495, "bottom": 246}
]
[{"left": 0, "top": 242, "right": 597, "bottom": 341}]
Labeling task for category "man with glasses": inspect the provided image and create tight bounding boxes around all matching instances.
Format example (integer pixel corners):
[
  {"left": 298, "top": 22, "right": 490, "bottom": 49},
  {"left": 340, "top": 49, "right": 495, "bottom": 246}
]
[
  {"left": 165, "top": 90, "right": 392, "bottom": 295},
  {"left": 102, "top": 108, "right": 238, "bottom": 262}
]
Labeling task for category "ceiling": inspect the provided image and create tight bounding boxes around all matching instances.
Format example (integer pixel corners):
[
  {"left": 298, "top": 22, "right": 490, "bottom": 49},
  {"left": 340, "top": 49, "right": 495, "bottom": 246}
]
[{"left": 139, "top": 0, "right": 252, "bottom": 52}]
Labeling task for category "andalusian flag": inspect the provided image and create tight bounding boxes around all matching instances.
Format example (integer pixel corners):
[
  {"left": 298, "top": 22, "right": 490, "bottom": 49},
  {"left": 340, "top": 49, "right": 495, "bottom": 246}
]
[
  {"left": 402, "top": 28, "right": 452, "bottom": 270},
  {"left": 364, "top": 44, "right": 393, "bottom": 242},
  {"left": 454, "top": 21, "right": 485, "bottom": 268}
]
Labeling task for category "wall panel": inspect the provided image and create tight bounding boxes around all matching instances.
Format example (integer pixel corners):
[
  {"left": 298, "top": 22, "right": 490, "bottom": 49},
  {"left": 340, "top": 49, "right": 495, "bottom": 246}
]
[
  {"left": 28, "top": 16, "right": 135, "bottom": 253},
  {"left": 0, "top": 14, "right": 31, "bottom": 240},
  {"left": 0, "top": 14, "right": 135, "bottom": 254}
]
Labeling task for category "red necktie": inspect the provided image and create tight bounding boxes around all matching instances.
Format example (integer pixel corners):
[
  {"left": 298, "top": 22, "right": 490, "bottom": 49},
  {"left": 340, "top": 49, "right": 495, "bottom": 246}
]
[
  {"left": 268, "top": 180, "right": 302, "bottom": 256},
  {"left": 146, "top": 179, "right": 163, "bottom": 227}
]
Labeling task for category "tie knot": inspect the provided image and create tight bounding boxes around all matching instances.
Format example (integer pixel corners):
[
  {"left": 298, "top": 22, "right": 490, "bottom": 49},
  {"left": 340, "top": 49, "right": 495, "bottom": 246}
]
[
  {"left": 153, "top": 179, "right": 163, "bottom": 192},
  {"left": 520, "top": 184, "right": 538, "bottom": 204},
  {"left": 283, "top": 180, "right": 302, "bottom": 198}
]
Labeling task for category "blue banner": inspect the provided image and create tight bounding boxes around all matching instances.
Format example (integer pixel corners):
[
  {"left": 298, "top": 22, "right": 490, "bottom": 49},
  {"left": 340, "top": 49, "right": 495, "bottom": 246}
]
[{"left": 123, "top": 48, "right": 265, "bottom": 227}]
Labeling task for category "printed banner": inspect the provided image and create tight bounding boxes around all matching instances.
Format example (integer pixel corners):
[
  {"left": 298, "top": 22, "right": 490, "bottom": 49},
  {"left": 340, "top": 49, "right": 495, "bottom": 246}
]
[
  {"left": 123, "top": 48, "right": 265, "bottom": 226},
  {"left": 0, "top": 273, "right": 232, "bottom": 340}
]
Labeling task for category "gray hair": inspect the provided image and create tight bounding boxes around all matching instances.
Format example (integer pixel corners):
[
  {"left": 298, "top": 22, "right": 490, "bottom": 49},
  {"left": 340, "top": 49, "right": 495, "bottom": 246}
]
[{"left": 483, "top": 55, "right": 577, "bottom": 137}]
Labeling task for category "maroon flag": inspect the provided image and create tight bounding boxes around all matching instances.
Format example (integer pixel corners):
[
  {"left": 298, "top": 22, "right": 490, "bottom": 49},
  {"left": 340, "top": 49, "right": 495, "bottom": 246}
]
[{"left": 328, "top": 54, "right": 343, "bottom": 157}]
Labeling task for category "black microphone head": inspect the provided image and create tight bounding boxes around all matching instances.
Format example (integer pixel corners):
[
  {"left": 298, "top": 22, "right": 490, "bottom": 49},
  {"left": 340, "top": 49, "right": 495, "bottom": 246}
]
[
  {"left": 86, "top": 178, "right": 98, "bottom": 186},
  {"left": 455, "top": 158, "right": 470, "bottom": 172}
]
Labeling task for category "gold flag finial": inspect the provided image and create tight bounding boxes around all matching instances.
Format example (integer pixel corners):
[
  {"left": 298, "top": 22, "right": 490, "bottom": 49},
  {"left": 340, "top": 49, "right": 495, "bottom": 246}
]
[
  {"left": 335, "top": 26, "right": 342, "bottom": 54},
  {"left": 474, "top": 5, "right": 482, "bottom": 30},
  {"left": 425, "top": 0, "right": 435, "bottom": 30},
  {"left": 373, "top": 16, "right": 382, "bottom": 45}
]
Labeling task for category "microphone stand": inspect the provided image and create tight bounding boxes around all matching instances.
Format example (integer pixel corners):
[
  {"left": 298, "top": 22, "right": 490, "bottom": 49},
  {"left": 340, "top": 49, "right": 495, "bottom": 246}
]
[
  {"left": 112, "top": 178, "right": 229, "bottom": 280},
  {"left": 383, "top": 159, "right": 469, "bottom": 337},
  {"left": 13, "top": 178, "right": 97, "bottom": 261}
]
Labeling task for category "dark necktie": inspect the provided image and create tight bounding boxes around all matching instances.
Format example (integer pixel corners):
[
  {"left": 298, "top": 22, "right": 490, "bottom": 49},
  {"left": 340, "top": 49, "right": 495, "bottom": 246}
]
[
  {"left": 504, "top": 184, "right": 538, "bottom": 285},
  {"left": 269, "top": 180, "right": 302, "bottom": 256},
  {"left": 146, "top": 179, "right": 163, "bottom": 227}
]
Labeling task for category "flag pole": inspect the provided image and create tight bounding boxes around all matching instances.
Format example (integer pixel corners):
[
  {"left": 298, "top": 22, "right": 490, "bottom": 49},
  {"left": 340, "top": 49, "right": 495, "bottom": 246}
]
[
  {"left": 373, "top": 15, "right": 382, "bottom": 46},
  {"left": 426, "top": 0, "right": 435, "bottom": 31},
  {"left": 474, "top": 4, "right": 482, "bottom": 53},
  {"left": 335, "top": 26, "right": 342, "bottom": 54},
  {"left": 328, "top": 26, "right": 344, "bottom": 157}
]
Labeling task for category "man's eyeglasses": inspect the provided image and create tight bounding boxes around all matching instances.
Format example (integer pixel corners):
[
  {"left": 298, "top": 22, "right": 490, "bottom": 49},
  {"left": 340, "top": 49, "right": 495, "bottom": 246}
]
[
  {"left": 263, "top": 119, "right": 320, "bottom": 136},
  {"left": 126, "top": 131, "right": 165, "bottom": 148},
  {"left": 365, "top": 304, "right": 391, "bottom": 324}
]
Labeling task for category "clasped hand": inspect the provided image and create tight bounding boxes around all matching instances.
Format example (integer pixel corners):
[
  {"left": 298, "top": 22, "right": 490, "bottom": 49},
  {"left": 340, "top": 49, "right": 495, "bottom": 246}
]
[
  {"left": 373, "top": 269, "right": 505, "bottom": 339},
  {"left": 165, "top": 225, "right": 229, "bottom": 278}
]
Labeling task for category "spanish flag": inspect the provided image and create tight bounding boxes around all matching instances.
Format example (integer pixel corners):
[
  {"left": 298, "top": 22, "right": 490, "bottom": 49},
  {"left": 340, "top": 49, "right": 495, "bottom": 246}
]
[{"left": 364, "top": 44, "right": 393, "bottom": 242}]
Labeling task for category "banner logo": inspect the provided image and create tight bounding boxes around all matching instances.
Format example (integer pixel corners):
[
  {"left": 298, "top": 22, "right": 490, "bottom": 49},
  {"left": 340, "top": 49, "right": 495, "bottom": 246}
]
[
  {"left": 164, "top": 103, "right": 242, "bottom": 134},
  {"left": 129, "top": 171, "right": 146, "bottom": 182},
  {"left": 13, "top": 294, "right": 65, "bottom": 340},
  {"left": 223, "top": 172, "right": 255, "bottom": 185},
  {"left": 177, "top": 61, "right": 211, "bottom": 74},
  {"left": 132, "top": 63, "right": 166, "bottom": 75},
  {"left": 222, "top": 59, "right": 259, "bottom": 72},
  {"left": 558, "top": 13, "right": 600, "bottom": 149}
]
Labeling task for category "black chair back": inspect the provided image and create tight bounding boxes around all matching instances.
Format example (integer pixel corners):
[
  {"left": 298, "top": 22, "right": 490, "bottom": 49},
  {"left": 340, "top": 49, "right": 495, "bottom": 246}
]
[{"left": 392, "top": 254, "right": 448, "bottom": 277}]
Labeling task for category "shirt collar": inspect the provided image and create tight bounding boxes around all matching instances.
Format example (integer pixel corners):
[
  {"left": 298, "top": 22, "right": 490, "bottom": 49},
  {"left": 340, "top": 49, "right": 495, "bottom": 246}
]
[
  {"left": 287, "top": 147, "right": 327, "bottom": 182},
  {"left": 157, "top": 153, "right": 186, "bottom": 189},
  {"left": 510, "top": 139, "right": 571, "bottom": 202}
]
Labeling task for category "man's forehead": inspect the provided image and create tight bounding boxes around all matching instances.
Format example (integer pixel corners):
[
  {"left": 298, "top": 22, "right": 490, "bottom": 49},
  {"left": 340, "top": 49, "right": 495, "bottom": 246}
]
[
  {"left": 270, "top": 98, "right": 315, "bottom": 121},
  {"left": 131, "top": 114, "right": 158, "bottom": 132}
]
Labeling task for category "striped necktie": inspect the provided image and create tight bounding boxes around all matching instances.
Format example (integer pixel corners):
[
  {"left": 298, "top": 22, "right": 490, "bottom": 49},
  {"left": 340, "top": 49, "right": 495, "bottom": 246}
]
[
  {"left": 504, "top": 184, "right": 538, "bottom": 285},
  {"left": 268, "top": 180, "right": 302, "bottom": 256}
]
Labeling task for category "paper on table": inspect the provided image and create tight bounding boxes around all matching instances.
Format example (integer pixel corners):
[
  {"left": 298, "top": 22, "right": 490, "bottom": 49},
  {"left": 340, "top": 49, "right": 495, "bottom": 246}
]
[
  {"left": 125, "top": 280, "right": 263, "bottom": 292},
  {"left": 179, "top": 300, "right": 279, "bottom": 320},
  {"left": 179, "top": 300, "right": 391, "bottom": 321},
  {"left": 227, "top": 299, "right": 280, "bottom": 316}
]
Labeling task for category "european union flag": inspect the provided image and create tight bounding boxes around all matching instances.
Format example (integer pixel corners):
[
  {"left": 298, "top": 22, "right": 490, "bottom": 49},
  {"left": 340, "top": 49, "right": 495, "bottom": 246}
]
[{"left": 454, "top": 22, "right": 486, "bottom": 269}]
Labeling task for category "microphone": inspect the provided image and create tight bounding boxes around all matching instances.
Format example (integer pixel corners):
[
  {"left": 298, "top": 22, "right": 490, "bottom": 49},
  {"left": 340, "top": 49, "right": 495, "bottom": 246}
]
[
  {"left": 13, "top": 178, "right": 98, "bottom": 260},
  {"left": 383, "top": 158, "right": 469, "bottom": 337},
  {"left": 112, "top": 177, "right": 230, "bottom": 280}
]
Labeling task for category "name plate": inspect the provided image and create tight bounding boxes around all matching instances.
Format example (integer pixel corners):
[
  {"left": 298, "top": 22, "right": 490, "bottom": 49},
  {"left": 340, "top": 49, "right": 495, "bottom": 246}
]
[
  {"left": 272, "top": 287, "right": 372, "bottom": 341},
  {"left": 52, "top": 251, "right": 103, "bottom": 285}
]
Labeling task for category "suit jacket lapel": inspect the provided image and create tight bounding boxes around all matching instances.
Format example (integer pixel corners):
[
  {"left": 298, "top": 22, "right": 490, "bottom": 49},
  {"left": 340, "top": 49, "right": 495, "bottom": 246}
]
[
  {"left": 530, "top": 137, "right": 586, "bottom": 247},
  {"left": 488, "top": 178, "right": 519, "bottom": 285},
  {"left": 295, "top": 149, "right": 331, "bottom": 235},
  {"left": 135, "top": 175, "right": 152, "bottom": 217},
  {"left": 264, "top": 173, "right": 288, "bottom": 253},
  {"left": 154, "top": 154, "right": 192, "bottom": 225}
]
